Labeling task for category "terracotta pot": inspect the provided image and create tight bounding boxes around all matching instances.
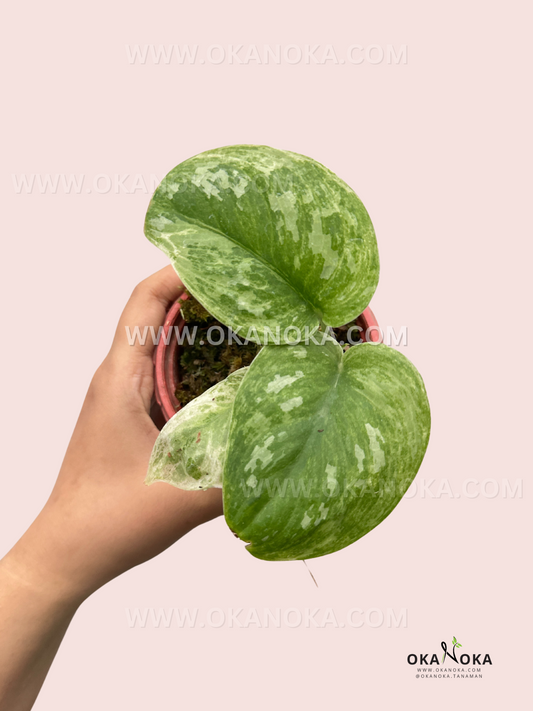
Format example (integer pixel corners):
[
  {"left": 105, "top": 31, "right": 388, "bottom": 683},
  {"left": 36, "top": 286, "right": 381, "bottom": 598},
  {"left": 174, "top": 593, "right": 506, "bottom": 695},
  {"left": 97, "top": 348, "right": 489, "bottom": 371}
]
[{"left": 152, "top": 296, "right": 380, "bottom": 425}]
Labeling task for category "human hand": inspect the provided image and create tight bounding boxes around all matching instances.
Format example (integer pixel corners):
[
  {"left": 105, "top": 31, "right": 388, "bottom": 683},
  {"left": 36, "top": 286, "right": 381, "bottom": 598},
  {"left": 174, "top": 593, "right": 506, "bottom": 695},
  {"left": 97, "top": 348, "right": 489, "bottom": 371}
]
[{"left": 3, "top": 266, "right": 223, "bottom": 604}]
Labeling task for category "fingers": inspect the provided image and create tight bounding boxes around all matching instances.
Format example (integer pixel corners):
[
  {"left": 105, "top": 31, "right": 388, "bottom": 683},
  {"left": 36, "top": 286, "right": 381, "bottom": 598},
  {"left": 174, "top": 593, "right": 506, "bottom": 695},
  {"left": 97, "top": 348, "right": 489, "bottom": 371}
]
[{"left": 110, "top": 265, "right": 184, "bottom": 363}]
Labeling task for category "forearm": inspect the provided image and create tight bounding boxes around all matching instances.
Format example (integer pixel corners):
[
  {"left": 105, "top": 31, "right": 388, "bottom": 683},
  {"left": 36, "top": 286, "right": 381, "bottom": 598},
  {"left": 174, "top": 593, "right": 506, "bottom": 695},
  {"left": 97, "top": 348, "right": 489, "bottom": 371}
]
[
  {"left": 0, "top": 544, "right": 81, "bottom": 711},
  {"left": 0, "top": 482, "right": 219, "bottom": 711},
  {"left": 0, "top": 268, "right": 222, "bottom": 710}
]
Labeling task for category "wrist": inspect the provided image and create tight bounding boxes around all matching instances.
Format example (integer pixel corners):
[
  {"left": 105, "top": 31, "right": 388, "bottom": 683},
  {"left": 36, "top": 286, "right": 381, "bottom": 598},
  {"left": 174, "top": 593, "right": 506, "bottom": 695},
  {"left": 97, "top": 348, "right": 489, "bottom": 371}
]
[{"left": 1, "top": 512, "right": 91, "bottom": 610}]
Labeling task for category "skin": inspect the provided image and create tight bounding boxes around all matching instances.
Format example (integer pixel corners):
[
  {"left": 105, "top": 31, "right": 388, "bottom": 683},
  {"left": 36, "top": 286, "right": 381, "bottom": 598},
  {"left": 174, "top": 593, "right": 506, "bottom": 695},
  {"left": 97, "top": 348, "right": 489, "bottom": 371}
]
[{"left": 0, "top": 266, "right": 222, "bottom": 711}]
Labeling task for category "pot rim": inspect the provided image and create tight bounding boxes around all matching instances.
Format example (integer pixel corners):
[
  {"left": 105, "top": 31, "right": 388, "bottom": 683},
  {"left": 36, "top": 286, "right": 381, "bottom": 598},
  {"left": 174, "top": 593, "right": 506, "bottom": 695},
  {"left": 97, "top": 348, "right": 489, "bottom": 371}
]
[{"left": 154, "top": 296, "right": 380, "bottom": 423}]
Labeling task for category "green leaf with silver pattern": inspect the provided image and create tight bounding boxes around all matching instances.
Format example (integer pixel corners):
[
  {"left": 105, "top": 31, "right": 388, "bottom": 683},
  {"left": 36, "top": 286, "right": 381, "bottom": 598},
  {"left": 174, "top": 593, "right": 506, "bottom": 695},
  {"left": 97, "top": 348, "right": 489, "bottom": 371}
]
[
  {"left": 145, "top": 145, "right": 379, "bottom": 344},
  {"left": 146, "top": 368, "right": 248, "bottom": 491},
  {"left": 222, "top": 340, "right": 430, "bottom": 561}
]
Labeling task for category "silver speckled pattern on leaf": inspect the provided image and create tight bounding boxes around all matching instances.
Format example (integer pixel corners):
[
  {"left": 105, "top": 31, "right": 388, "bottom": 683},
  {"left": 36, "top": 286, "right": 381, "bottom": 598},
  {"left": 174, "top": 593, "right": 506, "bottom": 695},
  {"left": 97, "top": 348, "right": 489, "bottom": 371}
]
[
  {"left": 223, "top": 341, "right": 430, "bottom": 561},
  {"left": 145, "top": 145, "right": 379, "bottom": 344}
]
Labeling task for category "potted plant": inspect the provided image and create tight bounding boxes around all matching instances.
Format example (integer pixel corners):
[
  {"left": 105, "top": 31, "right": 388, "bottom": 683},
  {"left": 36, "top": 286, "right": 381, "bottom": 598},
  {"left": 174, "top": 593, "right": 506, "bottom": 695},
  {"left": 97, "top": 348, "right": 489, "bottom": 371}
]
[{"left": 144, "top": 144, "right": 430, "bottom": 562}]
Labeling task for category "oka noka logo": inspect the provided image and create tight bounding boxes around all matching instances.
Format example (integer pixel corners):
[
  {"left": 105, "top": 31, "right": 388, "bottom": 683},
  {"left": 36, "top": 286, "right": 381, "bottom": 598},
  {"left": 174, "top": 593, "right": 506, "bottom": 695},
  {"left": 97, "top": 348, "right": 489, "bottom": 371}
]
[{"left": 407, "top": 636, "right": 492, "bottom": 666}]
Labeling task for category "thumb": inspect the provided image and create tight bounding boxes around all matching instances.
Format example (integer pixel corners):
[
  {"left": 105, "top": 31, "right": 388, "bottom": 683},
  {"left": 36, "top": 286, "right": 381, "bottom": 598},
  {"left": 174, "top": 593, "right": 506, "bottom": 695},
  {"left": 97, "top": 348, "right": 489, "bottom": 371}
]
[{"left": 110, "top": 265, "right": 184, "bottom": 364}]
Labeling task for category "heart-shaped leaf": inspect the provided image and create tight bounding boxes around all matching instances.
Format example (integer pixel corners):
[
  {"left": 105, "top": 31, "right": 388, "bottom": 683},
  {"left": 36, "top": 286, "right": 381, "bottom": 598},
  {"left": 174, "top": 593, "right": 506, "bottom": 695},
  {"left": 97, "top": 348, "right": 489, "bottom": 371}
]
[
  {"left": 145, "top": 145, "right": 379, "bottom": 343},
  {"left": 146, "top": 368, "right": 248, "bottom": 490},
  {"left": 223, "top": 340, "right": 430, "bottom": 560}
]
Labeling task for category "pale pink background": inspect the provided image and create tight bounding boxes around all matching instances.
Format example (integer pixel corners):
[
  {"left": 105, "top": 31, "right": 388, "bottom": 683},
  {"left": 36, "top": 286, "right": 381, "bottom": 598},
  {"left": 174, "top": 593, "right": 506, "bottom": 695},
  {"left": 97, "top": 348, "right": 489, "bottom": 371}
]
[{"left": 1, "top": 1, "right": 531, "bottom": 709}]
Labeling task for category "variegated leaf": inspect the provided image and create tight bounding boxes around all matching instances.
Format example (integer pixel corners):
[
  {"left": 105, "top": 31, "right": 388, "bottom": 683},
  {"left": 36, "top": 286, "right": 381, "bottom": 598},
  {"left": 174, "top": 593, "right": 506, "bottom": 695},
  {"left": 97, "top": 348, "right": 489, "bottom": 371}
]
[
  {"left": 146, "top": 368, "right": 248, "bottom": 490},
  {"left": 145, "top": 145, "right": 379, "bottom": 343},
  {"left": 223, "top": 341, "right": 430, "bottom": 561}
]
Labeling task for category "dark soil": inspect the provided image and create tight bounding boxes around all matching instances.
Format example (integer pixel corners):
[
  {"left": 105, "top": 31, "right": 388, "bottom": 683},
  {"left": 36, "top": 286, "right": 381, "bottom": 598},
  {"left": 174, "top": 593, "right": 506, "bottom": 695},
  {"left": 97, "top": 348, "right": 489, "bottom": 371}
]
[
  {"left": 332, "top": 320, "right": 363, "bottom": 349},
  {"left": 175, "top": 293, "right": 262, "bottom": 406},
  {"left": 175, "top": 292, "right": 362, "bottom": 405}
]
